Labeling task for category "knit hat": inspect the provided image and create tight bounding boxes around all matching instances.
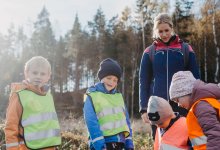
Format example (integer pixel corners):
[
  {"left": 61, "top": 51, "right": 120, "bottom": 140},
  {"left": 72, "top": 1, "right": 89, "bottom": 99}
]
[
  {"left": 147, "top": 96, "right": 174, "bottom": 125},
  {"left": 97, "top": 58, "right": 122, "bottom": 81},
  {"left": 169, "top": 71, "right": 196, "bottom": 100}
]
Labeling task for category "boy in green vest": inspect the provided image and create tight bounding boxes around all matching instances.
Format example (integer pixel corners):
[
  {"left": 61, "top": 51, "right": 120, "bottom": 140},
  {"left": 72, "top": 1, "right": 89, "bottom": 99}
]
[
  {"left": 83, "top": 58, "right": 134, "bottom": 150},
  {"left": 5, "top": 56, "right": 61, "bottom": 150}
]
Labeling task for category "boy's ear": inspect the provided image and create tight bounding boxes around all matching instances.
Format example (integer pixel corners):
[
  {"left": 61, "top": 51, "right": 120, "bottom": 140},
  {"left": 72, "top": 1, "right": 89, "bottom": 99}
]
[
  {"left": 47, "top": 73, "right": 51, "bottom": 81},
  {"left": 45, "top": 71, "right": 51, "bottom": 82}
]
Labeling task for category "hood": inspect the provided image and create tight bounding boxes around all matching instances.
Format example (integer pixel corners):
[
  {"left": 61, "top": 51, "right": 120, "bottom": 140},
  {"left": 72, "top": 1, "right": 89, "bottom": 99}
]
[
  {"left": 86, "top": 82, "right": 117, "bottom": 94},
  {"left": 190, "top": 80, "right": 220, "bottom": 107},
  {"left": 10, "top": 80, "right": 49, "bottom": 96}
]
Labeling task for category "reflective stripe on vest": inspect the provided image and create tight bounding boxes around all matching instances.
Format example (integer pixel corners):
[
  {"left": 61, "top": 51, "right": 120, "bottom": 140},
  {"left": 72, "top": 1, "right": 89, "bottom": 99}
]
[
  {"left": 25, "top": 129, "right": 60, "bottom": 141},
  {"left": 88, "top": 91, "right": 130, "bottom": 137},
  {"left": 96, "top": 106, "right": 123, "bottom": 119},
  {"left": 100, "top": 119, "right": 127, "bottom": 131},
  {"left": 161, "top": 143, "right": 187, "bottom": 150},
  {"left": 89, "top": 136, "right": 104, "bottom": 144},
  {"left": 190, "top": 135, "right": 207, "bottom": 146},
  {"left": 5, "top": 141, "right": 24, "bottom": 148},
  {"left": 187, "top": 98, "right": 220, "bottom": 149},
  {"left": 22, "top": 112, "right": 58, "bottom": 127},
  {"left": 154, "top": 117, "right": 189, "bottom": 150},
  {"left": 18, "top": 90, "right": 61, "bottom": 149}
]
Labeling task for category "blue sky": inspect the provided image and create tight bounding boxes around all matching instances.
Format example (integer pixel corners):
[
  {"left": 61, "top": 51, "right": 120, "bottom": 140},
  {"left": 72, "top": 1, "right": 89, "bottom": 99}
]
[{"left": 0, "top": 0, "right": 136, "bottom": 36}]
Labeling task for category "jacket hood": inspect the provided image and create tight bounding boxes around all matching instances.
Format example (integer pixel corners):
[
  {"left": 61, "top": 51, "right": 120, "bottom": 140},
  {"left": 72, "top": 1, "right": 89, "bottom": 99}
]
[
  {"left": 86, "top": 82, "right": 117, "bottom": 94},
  {"left": 190, "top": 80, "right": 220, "bottom": 107},
  {"left": 10, "top": 80, "right": 49, "bottom": 96}
]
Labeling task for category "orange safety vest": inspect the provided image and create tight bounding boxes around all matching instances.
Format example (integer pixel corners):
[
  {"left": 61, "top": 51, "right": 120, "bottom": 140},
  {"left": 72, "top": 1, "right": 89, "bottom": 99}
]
[
  {"left": 187, "top": 98, "right": 220, "bottom": 150},
  {"left": 154, "top": 117, "right": 189, "bottom": 150}
]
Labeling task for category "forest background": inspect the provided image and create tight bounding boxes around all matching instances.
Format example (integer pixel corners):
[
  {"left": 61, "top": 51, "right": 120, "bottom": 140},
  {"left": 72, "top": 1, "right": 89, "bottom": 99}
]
[{"left": 0, "top": 0, "right": 220, "bottom": 149}]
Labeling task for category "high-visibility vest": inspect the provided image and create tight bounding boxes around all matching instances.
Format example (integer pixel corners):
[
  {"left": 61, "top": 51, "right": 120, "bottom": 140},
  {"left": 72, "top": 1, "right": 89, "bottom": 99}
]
[
  {"left": 18, "top": 90, "right": 61, "bottom": 149},
  {"left": 154, "top": 117, "right": 189, "bottom": 150},
  {"left": 187, "top": 98, "right": 220, "bottom": 150},
  {"left": 87, "top": 91, "right": 130, "bottom": 137}
]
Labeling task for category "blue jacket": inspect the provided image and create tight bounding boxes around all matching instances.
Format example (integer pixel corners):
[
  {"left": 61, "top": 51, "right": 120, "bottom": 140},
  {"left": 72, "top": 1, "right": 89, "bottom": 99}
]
[
  {"left": 139, "top": 35, "right": 200, "bottom": 112},
  {"left": 83, "top": 82, "right": 134, "bottom": 150}
]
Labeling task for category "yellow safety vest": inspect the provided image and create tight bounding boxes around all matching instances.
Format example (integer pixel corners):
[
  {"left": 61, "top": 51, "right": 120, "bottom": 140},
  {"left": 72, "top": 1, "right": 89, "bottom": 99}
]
[
  {"left": 87, "top": 91, "right": 130, "bottom": 137},
  {"left": 18, "top": 90, "right": 61, "bottom": 149}
]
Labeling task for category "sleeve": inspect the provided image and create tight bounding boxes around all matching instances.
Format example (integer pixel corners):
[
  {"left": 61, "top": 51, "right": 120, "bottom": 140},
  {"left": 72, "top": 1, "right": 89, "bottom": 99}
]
[
  {"left": 187, "top": 46, "right": 200, "bottom": 79},
  {"left": 83, "top": 95, "right": 106, "bottom": 150},
  {"left": 154, "top": 129, "right": 159, "bottom": 150},
  {"left": 194, "top": 101, "right": 220, "bottom": 150},
  {"left": 124, "top": 108, "right": 134, "bottom": 150},
  {"left": 5, "top": 92, "right": 23, "bottom": 150},
  {"left": 139, "top": 51, "right": 153, "bottom": 112}
]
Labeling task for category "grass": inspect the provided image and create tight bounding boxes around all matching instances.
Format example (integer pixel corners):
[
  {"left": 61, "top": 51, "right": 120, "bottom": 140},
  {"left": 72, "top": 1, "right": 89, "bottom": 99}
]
[{"left": 0, "top": 116, "right": 154, "bottom": 150}]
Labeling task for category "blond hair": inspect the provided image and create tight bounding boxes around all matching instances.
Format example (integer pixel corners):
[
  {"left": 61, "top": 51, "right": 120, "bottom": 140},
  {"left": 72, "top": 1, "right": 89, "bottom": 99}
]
[
  {"left": 24, "top": 56, "right": 51, "bottom": 74},
  {"left": 153, "top": 13, "right": 174, "bottom": 38}
]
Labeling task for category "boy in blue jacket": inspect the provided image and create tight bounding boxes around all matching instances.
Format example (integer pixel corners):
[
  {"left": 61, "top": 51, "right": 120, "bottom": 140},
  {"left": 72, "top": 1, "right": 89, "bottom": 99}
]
[{"left": 83, "top": 58, "right": 134, "bottom": 150}]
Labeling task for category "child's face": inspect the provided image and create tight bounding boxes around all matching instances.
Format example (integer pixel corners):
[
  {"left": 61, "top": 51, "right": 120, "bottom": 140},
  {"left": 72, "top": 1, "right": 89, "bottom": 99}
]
[
  {"left": 101, "top": 75, "right": 118, "bottom": 91},
  {"left": 25, "top": 64, "right": 50, "bottom": 88},
  {"left": 173, "top": 95, "right": 191, "bottom": 110}
]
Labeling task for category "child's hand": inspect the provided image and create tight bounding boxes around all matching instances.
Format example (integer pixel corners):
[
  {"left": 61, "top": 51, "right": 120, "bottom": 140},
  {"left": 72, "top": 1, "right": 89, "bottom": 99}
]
[{"left": 141, "top": 112, "right": 150, "bottom": 123}]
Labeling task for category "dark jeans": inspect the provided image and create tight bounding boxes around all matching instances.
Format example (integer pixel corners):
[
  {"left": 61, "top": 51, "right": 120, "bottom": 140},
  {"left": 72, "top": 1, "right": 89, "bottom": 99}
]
[
  {"left": 91, "top": 143, "right": 125, "bottom": 150},
  {"left": 151, "top": 124, "right": 157, "bottom": 140},
  {"left": 106, "top": 142, "right": 125, "bottom": 150}
]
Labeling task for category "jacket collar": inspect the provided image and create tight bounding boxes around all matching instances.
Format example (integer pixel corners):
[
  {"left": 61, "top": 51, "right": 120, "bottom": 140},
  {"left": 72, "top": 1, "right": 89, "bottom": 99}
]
[
  {"left": 87, "top": 82, "right": 117, "bottom": 94},
  {"left": 11, "top": 80, "right": 49, "bottom": 96},
  {"left": 154, "top": 35, "right": 181, "bottom": 47}
]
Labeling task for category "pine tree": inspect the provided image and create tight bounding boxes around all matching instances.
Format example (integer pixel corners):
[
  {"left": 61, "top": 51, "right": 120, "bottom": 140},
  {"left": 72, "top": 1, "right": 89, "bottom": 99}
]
[
  {"left": 30, "top": 6, "right": 57, "bottom": 92},
  {"left": 172, "top": 0, "right": 194, "bottom": 41}
]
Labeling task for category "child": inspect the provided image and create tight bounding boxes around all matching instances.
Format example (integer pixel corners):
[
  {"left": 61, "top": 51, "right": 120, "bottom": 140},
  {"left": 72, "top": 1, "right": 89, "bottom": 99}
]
[
  {"left": 83, "top": 58, "right": 134, "bottom": 150},
  {"left": 5, "top": 56, "right": 61, "bottom": 150},
  {"left": 147, "top": 96, "right": 190, "bottom": 150},
  {"left": 169, "top": 71, "right": 220, "bottom": 150}
]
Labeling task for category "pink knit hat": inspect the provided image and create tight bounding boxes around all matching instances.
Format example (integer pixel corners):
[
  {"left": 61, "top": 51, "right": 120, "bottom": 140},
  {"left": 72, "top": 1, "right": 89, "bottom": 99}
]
[
  {"left": 169, "top": 71, "right": 196, "bottom": 100},
  {"left": 147, "top": 96, "right": 174, "bottom": 125}
]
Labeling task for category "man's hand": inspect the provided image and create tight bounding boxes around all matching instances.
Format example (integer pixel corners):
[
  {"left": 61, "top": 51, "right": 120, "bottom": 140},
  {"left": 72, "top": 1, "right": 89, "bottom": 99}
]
[{"left": 141, "top": 112, "right": 150, "bottom": 123}]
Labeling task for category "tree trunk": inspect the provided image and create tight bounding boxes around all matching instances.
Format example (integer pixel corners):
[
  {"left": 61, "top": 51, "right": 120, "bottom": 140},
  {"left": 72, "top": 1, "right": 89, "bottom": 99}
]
[
  {"left": 131, "top": 58, "right": 137, "bottom": 121},
  {"left": 142, "top": 11, "right": 146, "bottom": 50},
  {"left": 122, "top": 65, "right": 125, "bottom": 99},
  {"left": 204, "top": 35, "right": 207, "bottom": 82},
  {"left": 212, "top": 9, "right": 220, "bottom": 82}
]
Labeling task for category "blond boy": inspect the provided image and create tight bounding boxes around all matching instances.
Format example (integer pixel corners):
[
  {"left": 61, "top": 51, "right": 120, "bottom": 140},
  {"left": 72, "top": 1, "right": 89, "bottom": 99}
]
[{"left": 5, "top": 56, "right": 61, "bottom": 150}]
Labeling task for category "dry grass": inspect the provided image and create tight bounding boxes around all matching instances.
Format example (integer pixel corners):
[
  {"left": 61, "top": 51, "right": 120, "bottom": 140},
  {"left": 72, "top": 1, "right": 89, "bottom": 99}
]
[
  {"left": 132, "top": 119, "right": 154, "bottom": 150},
  {"left": 59, "top": 114, "right": 87, "bottom": 136},
  {"left": 0, "top": 117, "right": 154, "bottom": 150}
]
